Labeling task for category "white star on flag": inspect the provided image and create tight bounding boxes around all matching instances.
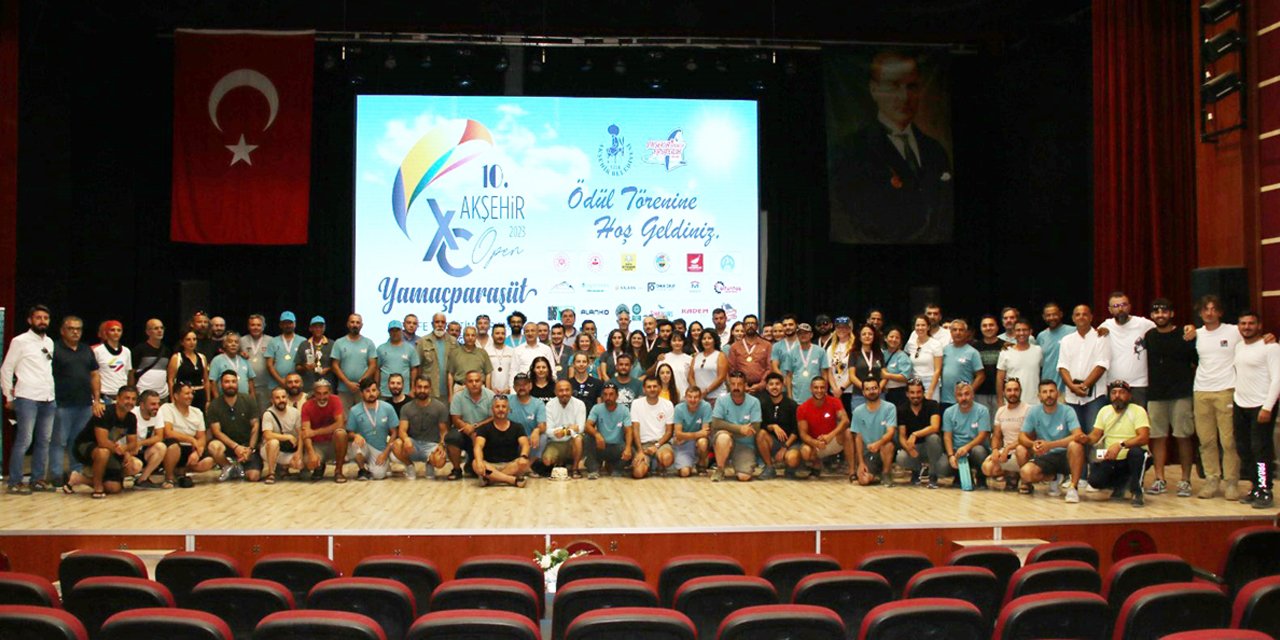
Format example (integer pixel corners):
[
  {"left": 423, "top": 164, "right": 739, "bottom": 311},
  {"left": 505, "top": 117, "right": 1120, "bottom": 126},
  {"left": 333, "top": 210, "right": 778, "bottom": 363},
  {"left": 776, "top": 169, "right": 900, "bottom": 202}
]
[{"left": 226, "top": 134, "right": 258, "bottom": 166}]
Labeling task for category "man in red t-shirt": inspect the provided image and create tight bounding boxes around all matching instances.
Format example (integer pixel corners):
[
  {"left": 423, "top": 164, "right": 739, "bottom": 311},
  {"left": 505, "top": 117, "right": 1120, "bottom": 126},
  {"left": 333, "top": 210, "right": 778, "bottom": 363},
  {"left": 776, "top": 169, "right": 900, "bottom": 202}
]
[
  {"left": 796, "top": 377, "right": 853, "bottom": 478},
  {"left": 300, "top": 379, "right": 350, "bottom": 483}
]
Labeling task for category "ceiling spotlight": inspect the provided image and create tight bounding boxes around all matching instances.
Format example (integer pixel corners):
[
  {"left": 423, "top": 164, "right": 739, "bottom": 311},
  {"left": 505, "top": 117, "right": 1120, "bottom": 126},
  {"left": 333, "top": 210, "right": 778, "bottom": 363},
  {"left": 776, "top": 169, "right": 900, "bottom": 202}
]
[
  {"left": 646, "top": 77, "right": 666, "bottom": 91},
  {"left": 784, "top": 60, "right": 797, "bottom": 75},
  {"left": 419, "top": 53, "right": 433, "bottom": 69},
  {"left": 750, "top": 79, "right": 767, "bottom": 92},
  {"left": 456, "top": 75, "right": 474, "bottom": 89},
  {"left": 384, "top": 53, "right": 397, "bottom": 70},
  {"left": 494, "top": 54, "right": 510, "bottom": 72},
  {"left": 647, "top": 50, "right": 665, "bottom": 62},
  {"left": 750, "top": 50, "right": 770, "bottom": 64},
  {"left": 580, "top": 58, "right": 594, "bottom": 73},
  {"left": 613, "top": 58, "right": 627, "bottom": 75},
  {"left": 456, "top": 47, "right": 474, "bottom": 59},
  {"left": 684, "top": 57, "right": 698, "bottom": 72}
]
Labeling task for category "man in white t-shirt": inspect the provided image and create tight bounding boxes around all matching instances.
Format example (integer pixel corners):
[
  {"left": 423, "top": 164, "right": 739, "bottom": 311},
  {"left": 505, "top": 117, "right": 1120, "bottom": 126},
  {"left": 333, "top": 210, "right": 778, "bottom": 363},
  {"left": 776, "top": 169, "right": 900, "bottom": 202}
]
[
  {"left": 93, "top": 320, "right": 132, "bottom": 403},
  {"left": 261, "top": 387, "right": 313, "bottom": 482},
  {"left": 996, "top": 320, "right": 1043, "bottom": 407},
  {"left": 628, "top": 377, "right": 674, "bottom": 478},
  {"left": 1057, "top": 305, "right": 1109, "bottom": 433},
  {"left": 486, "top": 324, "right": 516, "bottom": 395},
  {"left": 1192, "top": 295, "right": 1242, "bottom": 500},
  {"left": 160, "top": 382, "right": 217, "bottom": 487},
  {"left": 1098, "top": 291, "right": 1156, "bottom": 407},
  {"left": 130, "top": 390, "right": 177, "bottom": 488},
  {"left": 1232, "top": 310, "right": 1280, "bottom": 508},
  {"left": 543, "top": 380, "right": 586, "bottom": 475},
  {"left": 511, "top": 328, "right": 556, "bottom": 380},
  {"left": 984, "top": 379, "right": 1030, "bottom": 491}
]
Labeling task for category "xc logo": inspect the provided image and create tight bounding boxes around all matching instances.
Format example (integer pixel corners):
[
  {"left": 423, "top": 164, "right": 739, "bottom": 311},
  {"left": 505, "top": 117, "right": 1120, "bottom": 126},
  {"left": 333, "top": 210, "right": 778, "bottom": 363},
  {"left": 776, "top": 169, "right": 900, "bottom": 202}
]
[{"left": 423, "top": 199, "right": 472, "bottom": 277}]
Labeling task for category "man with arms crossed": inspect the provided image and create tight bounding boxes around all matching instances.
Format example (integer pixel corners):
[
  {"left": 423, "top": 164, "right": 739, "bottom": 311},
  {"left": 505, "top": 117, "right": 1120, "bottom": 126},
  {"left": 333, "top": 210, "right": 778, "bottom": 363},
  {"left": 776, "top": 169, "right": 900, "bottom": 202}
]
[
  {"left": 630, "top": 376, "right": 676, "bottom": 479},
  {"left": 1018, "top": 380, "right": 1088, "bottom": 502},
  {"left": 849, "top": 378, "right": 896, "bottom": 486},
  {"left": 711, "top": 372, "right": 762, "bottom": 482}
]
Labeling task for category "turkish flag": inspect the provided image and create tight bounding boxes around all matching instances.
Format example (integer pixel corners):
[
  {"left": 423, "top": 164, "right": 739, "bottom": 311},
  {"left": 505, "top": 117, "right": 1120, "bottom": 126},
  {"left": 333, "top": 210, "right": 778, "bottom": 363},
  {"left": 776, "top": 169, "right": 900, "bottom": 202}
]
[{"left": 171, "top": 30, "right": 313, "bottom": 244}]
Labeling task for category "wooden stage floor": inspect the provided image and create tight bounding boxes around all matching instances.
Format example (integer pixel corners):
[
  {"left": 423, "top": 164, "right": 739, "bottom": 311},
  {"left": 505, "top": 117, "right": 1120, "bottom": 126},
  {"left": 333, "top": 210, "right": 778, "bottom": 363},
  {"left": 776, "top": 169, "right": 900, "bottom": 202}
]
[{"left": 0, "top": 467, "right": 1273, "bottom": 583}]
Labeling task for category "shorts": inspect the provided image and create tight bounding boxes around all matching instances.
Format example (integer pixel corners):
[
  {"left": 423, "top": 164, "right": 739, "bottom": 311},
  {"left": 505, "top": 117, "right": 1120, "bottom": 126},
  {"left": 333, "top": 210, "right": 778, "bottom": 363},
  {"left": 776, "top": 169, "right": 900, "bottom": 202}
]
[
  {"left": 672, "top": 438, "right": 702, "bottom": 469},
  {"left": 640, "top": 440, "right": 673, "bottom": 469},
  {"left": 239, "top": 450, "right": 264, "bottom": 472},
  {"left": 1030, "top": 450, "right": 1070, "bottom": 476},
  {"left": 861, "top": 450, "right": 884, "bottom": 475},
  {"left": 353, "top": 441, "right": 391, "bottom": 479},
  {"left": 543, "top": 440, "right": 576, "bottom": 464},
  {"left": 726, "top": 440, "right": 757, "bottom": 474},
  {"left": 314, "top": 440, "right": 353, "bottom": 464},
  {"left": 813, "top": 437, "right": 843, "bottom": 459},
  {"left": 407, "top": 439, "right": 440, "bottom": 462},
  {"left": 274, "top": 449, "right": 299, "bottom": 467},
  {"left": 1147, "top": 397, "right": 1194, "bottom": 439},
  {"left": 170, "top": 439, "right": 213, "bottom": 469},
  {"left": 988, "top": 451, "right": 1021, "bottom": 472},
  {"left": 73, "top": 439, "right": 126, "bottom": 483}
]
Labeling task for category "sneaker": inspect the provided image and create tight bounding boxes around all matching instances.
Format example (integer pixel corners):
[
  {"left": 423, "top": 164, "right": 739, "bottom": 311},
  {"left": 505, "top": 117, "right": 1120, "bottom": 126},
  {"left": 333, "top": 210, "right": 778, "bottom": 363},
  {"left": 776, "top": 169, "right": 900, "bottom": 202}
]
[
  {"left": 1239, "top": 489, "right": 1258, "bottom": 505},
  {"left": 587, "top": 471, "right": 600, "bottom": 480},
  {"left": 218, "top": 465, "right": 236, "bottom": 482},
  {"left": 1224, "top": 482, "right": 1242, "bottom": 501},
  {"left": 357, "top": 468, "right": 372, "bottom": 481},
  {"left": 177, "top": 476, "right": 195, "bottom": 488},
  {"left": 794, "top": 468, "right": 811, "bottom": 480},
  {"left": 404, "top": 463, "right": 417, "bottom": 480},
  {"left": 1081, "top": 479, "right": 1098, "bottom": 494},
  {"left": 1064, "top": 487, "right": 1080, "bottom": 503},
  {"left": 1146, "top": 479, "right": 1167, "bottom": 495},
  {"left": 1253, "top": 491, "right": 1274, "bottom": 509},
  {"left": 711, "top": 468, "right": 724, "bottom": 482},
  {"left": 1048, "top": 481, "right": 1062, "bottom": 497},
  {"left": 928, "top": 475, "right": 939, "bottom": 489},
  {"left": 760, "top": 466, "right": 777, "bottom": 480},
  {"left": 1055, "top": 474, "right": 1066, "bottom": 489},
  {"left": 1198, "top": 478, "right": 1219, "bottom": 499},
  {"left": 1177, "top": 480, "right": 1192, "bottom": 497},
  {"left": 1132, "top": 492, "right": 1145, "bottom": 508},
  {"left": 1110, "top": 489, "right": 1128, "bottom": 501},
  {"left": 880, "top": 472, "right": 893, "bottom": 487},
  {"left": 919, "top": 464, "right": 931, "bottom": 483},
  {"left": 1004, "top": 476, "right": 1020, "bottom": 492}
]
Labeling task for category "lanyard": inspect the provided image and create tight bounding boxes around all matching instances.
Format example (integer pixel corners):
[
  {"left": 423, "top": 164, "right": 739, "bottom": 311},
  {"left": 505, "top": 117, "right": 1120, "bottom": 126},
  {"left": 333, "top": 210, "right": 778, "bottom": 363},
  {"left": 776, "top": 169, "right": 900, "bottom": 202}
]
[
  {"left": 362, "top": 402, "right": 379, "bottom": 430},
  {"left": 799, "top": 345, "right": 817, "bottom": 370}
]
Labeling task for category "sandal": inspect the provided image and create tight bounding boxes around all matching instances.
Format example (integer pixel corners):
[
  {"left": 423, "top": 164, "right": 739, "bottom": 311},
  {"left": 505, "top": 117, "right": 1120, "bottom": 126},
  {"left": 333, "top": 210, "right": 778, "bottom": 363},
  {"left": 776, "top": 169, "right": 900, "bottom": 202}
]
[
  {"left": 91, "top": 491, "right": 106, "bottom": 499},
  {"left": 61, "top": 482, "right": 75, "bottom": 495},
  {"left": 264, "top": 474, "right": 276, "bottom": 485},
  {"left": 570, "top": 470, "right": 582, "bottom": 480},
  {"left": 514, "top": 476, "right": 527, "bottom": 488},
  {"left": 448, "top": 468, "right": 462, "bottom": 481},
  {"left": 134, "top": 478, "right": 158, "bottom": 490},
  {"left": 32, "top": 480, "right": 50, "bottom": 492},
  {"left": 334, "top": 474, "right": 348, "bottom": 484},
  {"left": 161, "top": 480, "right": 175, "bottom": 490}
]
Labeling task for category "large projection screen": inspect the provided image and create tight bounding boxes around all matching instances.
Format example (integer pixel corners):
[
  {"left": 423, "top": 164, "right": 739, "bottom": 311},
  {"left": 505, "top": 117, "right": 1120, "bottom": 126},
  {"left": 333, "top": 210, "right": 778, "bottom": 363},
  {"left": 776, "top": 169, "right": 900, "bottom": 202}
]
[{"left": 354, "top": 95, "right": 760, "bottom": 343}]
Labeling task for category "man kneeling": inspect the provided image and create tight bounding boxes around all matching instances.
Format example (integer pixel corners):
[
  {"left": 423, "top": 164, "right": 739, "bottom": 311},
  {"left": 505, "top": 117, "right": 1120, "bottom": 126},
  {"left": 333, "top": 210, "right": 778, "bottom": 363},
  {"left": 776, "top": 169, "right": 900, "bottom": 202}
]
[
  {"left": 261, "top": 387, "right": 318, "bottom": 483},
  {"left": 473, "top": 396, "right": 531, "bottom": 487},
  {"left": 65, "top": 386, "right": 143, "bottom": 498},
  {"left": 1085, "top": 380, "right": 1151, "bottom": 507}
]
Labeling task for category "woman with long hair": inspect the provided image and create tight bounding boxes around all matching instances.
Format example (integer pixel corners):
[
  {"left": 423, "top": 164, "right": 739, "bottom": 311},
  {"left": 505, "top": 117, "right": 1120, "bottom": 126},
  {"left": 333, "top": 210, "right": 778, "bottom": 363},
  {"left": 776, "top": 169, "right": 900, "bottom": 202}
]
[
  {"left": 168, "top": 330, "right": 208, "bottom": 409},
  {"left": 657, "top": 332, "right": 693, "bottom": 397},
  {"left": 654, "top": 363, "right": 680, "bottom": 402},
  {"left": 567, "top": 332, "right": 596, "bottom": 380},
  {"left": 848, "top": 324, "right": 884, "bottom": 413},
  {"left": 722, "top": 321, "right": 744, "bottom": 355},
  {"left": 692, "top": 330, "right": 728, "bottom": 405},
  {"left": 528, "top": 357, "right": 556, "bottom": 401},
  {"left": 908, "top": 314, "right": 943, "bottom": 401},
  {"left": 881, "top": 326, "right": 913, "bottom": 406},
  {"left": 596, "top": 329, "right": 627, "bottom": 381},
  {"left": 827, "top": 317, "right": 856, "bottom": 412},
  {"left": 686, "top": 321, "right": 704, "bottom": 355},
  {"left": 628, "top": 330, "right": 648, "bottom": 370}
]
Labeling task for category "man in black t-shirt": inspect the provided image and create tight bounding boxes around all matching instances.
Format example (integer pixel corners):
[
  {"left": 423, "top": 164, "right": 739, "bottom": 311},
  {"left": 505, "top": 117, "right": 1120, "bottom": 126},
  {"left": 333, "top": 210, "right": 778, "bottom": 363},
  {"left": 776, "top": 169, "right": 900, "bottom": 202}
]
[
  {"left": 895, "top": 379, "right": 945, "bottom": 488},
  {"left": 473, "top": 396, "right": 531, "bottom": 488},
  {"left": 65, "top": 386, "right": 141, "bottom": 498},
  {"left": 755, "top": 372, "right": 799, "bottom": 478},
  {"left": 1143, "top": 298, "right": 1199, "bottom": 497}
]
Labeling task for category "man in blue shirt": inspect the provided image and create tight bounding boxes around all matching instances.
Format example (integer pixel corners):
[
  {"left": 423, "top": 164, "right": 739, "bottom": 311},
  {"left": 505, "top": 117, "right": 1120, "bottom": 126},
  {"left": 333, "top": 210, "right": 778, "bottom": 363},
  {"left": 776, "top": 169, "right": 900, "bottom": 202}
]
[
  {"left": 331, "top": 314, "right": 377, "bottom": 409},
  {"left": 377, "top": 320, "right": 421, "bottom": 398},
  {"left": 1018, "top": 379, "right": 1088, "bottom": 503},
  {"left": 672, "top": 386, "right": 713, "bottom": 477},
  {"left": 711, "top": 373, "right": 762, "bottom": 482},
  {"left": 208, "top": 332, "right": 256, "bottom": 398},
  {"left": 346, "top": 378, "right": 399, "bottom": 481},
  {"left": 850, "top": 378, "right": 897, "bottom": 486},
  {"left": 941, "top": 381, "right": 991, "bottom": 489},
  {"left": 940, "top": 319, "right": 984, "bottom": 408},
  {"left": 585, "top": 383, "right": 631, "bottom": 479},
  {"left": 1036, "top": 302, "right": 1074, "bottom": 390}
]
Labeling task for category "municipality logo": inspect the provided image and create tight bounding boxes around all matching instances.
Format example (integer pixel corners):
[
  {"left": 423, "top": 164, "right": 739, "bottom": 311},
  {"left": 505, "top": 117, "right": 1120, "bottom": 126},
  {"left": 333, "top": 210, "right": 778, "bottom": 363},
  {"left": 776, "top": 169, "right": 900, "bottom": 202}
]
[
  {"left": 597, "top": 124, "right": 634, "bottom": 177},
  {"left": 720, "top": 255, "right": 736, "bottom": 272},
  {"left": 391, "top": 119, "right": 494, "bottom": 278},
  {"left": 621, "top": 253, "right": 637, "bottom": 272},
  {"left": 644, "top": 129, "right": 687, "bottom": 171},
  {"left": 654, "top": 253, "right": 671, "bottom": 272}
]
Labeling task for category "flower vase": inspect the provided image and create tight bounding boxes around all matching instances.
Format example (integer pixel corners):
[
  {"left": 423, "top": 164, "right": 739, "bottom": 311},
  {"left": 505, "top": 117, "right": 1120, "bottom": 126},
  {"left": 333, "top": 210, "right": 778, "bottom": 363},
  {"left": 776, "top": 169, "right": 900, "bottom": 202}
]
[{"left": 544, "top": 565, "right": 560, "bottom": 594}]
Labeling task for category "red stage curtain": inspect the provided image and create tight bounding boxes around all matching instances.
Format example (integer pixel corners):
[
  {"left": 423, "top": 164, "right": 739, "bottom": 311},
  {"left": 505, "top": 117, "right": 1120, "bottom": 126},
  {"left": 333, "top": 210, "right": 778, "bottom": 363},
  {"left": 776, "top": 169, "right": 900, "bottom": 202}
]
[{"left": 1092, "top": 0, "right": 1197, "bottom": 313}]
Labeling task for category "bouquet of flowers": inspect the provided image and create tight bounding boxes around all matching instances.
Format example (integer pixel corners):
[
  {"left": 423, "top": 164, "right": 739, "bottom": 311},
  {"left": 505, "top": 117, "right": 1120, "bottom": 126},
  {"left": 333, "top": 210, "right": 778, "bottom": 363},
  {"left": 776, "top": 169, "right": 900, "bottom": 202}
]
[{"left": 534, "top": 546, "right": 589, "bottom": 593}]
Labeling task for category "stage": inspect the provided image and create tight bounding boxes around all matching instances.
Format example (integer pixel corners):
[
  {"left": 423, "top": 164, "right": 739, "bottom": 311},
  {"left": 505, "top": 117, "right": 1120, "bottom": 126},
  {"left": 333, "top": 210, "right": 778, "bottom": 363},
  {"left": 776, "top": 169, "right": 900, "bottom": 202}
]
[{"left": 0, "top": 467, "right": 1274, "bottom": 585}]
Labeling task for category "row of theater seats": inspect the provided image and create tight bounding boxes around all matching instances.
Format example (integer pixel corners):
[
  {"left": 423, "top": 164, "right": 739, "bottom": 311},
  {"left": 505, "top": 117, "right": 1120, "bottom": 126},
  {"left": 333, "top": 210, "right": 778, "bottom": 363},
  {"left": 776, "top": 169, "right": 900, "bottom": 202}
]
[{"left": 0, "top": 525, "right": 1275, "bottom": 639}]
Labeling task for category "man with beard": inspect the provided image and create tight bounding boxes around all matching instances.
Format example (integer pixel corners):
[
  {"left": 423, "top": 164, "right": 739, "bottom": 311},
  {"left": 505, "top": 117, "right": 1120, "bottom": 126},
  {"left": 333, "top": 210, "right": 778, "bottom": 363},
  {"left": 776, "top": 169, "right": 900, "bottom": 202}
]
[
  {"left": 1231, "top": 310, "right": 1280, "bottom": 508},
  {"left": 190, "top": 312, "right": 217, "bottom": 362},
  {"left": 377, "top": 320, "right": 420, "bottom": 399},
  {"left": 770, "top": 315, "right": 800, "bottom": 379},
  {"left": 1142, "top": 298, "right": 1198, "bottom": 497},
  {"left": 242, "top": 314, "right": 272, "bottom": 399},
  {"left": 208, "top": 332, "right": 256, "bottom": 399},
  {"left": 611, "top": 354, "right": 644, "bottom": 408},
  {"left": 282, "top": 372, "right": 308, "bottom": 410},
  {"left": 1098, "top": 292, "right": 1156, "bottom": 407},
  {"left": 814, "top": 314, "right": 835, "bottom": 349},
  {"left": 385, "top": 373, "right": 410, "bottom": 415},
  {"left": 1085, "top": 380, "right": 1151, "bottom": 507},
  {"left": 64, "top": 385, "right": 141, "bottom": 498},
  {"left": 941, "top": 381, "right": 991, "bottom": 489},
  {"left": 448, "top": 326, "right": 493, "bottom": 395},
  {"left": 265, "top": 312, "right": 303, "bottom": 395},
  {"left": 896, "top": 378, "right": 945, "bottom": 488},
  {"left": 756, "top": 372, "right": 800, "bottom": 479},
  {"left": 206, "top": 370, "right": 262, "bottom": 482},
  {"left": 849, "top": 378, "right": 896, "bottom": 486},
  {"left": 486, "top": 324, "right": 515, "bottom": 395},
  {"left": 347, "top": 378, "right": 399, "bottom": 481},
  {"left": 728, "top": 315, "right": 771, "bottom": 394},
  {"left": 296, "top": 316, "right": 334, "bottom": 392},
  {"left": 506, "top": 311, "right": 528, "bottom": 347},
  {"left": 130, "top": 389, "right": 176, "bottom": 488},
  {"left": 543, "top": 380, "right": 586, "bottom": 476},
  {"left": 416, "top": 313, "right": 457, "bottom": 404},
  {"left": 710, "top": 372, "right": 761, "bottom": 482},
  {"left": 712, "top": 308, "right": 730, "bottom": 344},
  {"left": 1036, "top": 302, "right": 1074, "bottom": 391},
  {"left": 260, "top": 387, "right": 315, "bottom": 483},
  {"left": 507, "top": 372, "right": 548, "bottom": 472},
  {"left": 300, "top": 379, "right": 349, "bottom": 483},
  {"left": 984, "top": 379, "right": 1030, "bottom": 491},
  {"left": 474, "top": 315, "right": 492, "bottom": 350},
  {"left": 1019, "top": 380, "right": 1087, "bottom": 503},
  {"left": 2, "top": 305, "right": 57, "bottom": 493},
  {"left": 204, "top": 316, "right": 229, "bottom": 362},
  {"left": 396, "top": 376, "right": 449, "bottom": 480},
  {"left": 331, "top": 314, "right": 377, "bottom": 409},
  {"left": 585, "top": 382, "right": 630, "bottom": 479}
]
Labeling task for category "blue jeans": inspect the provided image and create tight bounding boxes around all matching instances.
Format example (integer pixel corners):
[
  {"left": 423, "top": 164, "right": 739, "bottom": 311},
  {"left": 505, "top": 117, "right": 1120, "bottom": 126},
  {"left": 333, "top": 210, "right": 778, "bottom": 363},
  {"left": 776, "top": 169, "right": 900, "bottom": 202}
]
[
  {"left": 51, "top": 404, "right": 93, "bottom": 478},
  {"left": 10, "top": 398, "right": 56, "bottom": 485},
  {"left": 1068, "top": 396, "right": 1109, "bottom": 434}
]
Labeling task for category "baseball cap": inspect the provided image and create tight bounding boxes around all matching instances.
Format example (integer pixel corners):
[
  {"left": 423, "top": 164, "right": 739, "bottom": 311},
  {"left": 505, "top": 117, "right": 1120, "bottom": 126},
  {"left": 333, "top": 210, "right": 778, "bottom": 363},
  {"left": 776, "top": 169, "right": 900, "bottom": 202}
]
[
  {"left": 815, "top": 314, "right": 832, "bottom": 325},
  {"left": 388, "top": 320, "right": 404, "bottom": 330},
  {"left": 310, "top": 316, "right": 326, "bottom": 325},
  {"left": 513, "top": 372, "right": 531, "bottom": 382},
  {"left": 834, "top": 316, "right": 852, "bottom": 326},
  {"left": 797, "top": 323, "right": 814, "bottom": 333},
  {"left": 1107, "top": 379, "right": 1131, "bottom": 391},
  {"left": 279, "top": 311, "right": 296, "bottom": 323}
]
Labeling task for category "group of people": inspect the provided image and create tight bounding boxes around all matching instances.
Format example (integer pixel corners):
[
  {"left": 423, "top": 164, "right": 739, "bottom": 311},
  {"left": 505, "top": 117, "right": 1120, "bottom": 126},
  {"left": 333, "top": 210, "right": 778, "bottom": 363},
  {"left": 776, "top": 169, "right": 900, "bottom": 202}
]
[{"left": 2, "top": 292, "right": 1276, "bottom": 509}]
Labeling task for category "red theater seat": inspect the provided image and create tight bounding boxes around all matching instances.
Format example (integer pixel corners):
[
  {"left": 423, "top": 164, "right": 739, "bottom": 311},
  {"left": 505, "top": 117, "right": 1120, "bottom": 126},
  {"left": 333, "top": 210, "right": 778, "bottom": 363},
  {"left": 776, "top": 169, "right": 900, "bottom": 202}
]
[
  {"left": 353, "top": 555, "right": 441, "bottom": 613},
  {"left": 1026, "top": 541, "right": 1099, "bottom": 569},
  {"left": 1231, "top": 575, "right": 1280, "bottom": 638},
  {"left": 1102, "top": 553, "right": 1192, "bottom": 611},
  {"left": 855, "top": 550, "right": 933, "bottom": 599},
  {"left": 1004, "top": 560, "right": 1101, "bottom": 606},
  {"left": 1194, "top": 525, "right": 1280, "bottom": 599},
  {"left": 99, "top": 608, "right": 232, "bottom": 640},
  {"left": 992, "top": 591, "right": 1111, "bottom": 640},
  {"left": 429, "top": 578, "right": 540, "bottom": 623},
  {"left": 565, "top": 606, "right": 695, "bottom": 640},
  {"left": 758, "top": 553, "right": 842, "bottom": 603},
  {"left": 156, "top": 551, "right": 244, "bottom": 608},
  {"left": 1111, "top": 582, "right": 1228, "bottom": 640},
  {"left": 0, "top": 571, "right": 61, "bottom": 607},
  {"left": 555, "top": 555, "right": 645, "bottom": 591},
  {"left": 856, "top": 598, "right": 986, "bottom": 640},
  {"left": 250, "top": 553, "right": 339, "bottom": 607},
  {"left": 253, "top": 610, "right": 387, "bottom": 640},
  {"left": 63, "top": 576, "right": 174, "bottom": 640},
  {"left": 658, "top": 554, "right": 746, "bottom": 608},
  {"left": 307, "top": 577, "right": 416, "bottom": 640},
  {"left": 717, "top": 604, "right": 845, "bottom": 640},
  {"left": 904, "top": 566, "right": 1000, "bottom": 626},
  {"left": 407, "top": 609, "right": 541, "bottom": 640},
  {"left": 793, "top": 570, "right": 892, "bottom": 634},
  {"left": 672, "top": 575, "right": 777, "bottom": 640},
  {"left": 1160, "top": 631, "right": 1272, "bottom": 640},
  {"left": 0, "top": 604, "right": 88, "bottom": 640},
  {"left": 945, "top": 545, "right": 1021, "bottom": 595},
  {"left": 454, "top": 555, "right": 545, "bottom": 616},
  {"left": 190, "top": 578, "right": 294, "bottom": 640},
  {"left": 551, "top": 578, "right": 657, "bottom": 640},
  {"left": 58, "top": 550, "right": 147, "bottom": 594}
]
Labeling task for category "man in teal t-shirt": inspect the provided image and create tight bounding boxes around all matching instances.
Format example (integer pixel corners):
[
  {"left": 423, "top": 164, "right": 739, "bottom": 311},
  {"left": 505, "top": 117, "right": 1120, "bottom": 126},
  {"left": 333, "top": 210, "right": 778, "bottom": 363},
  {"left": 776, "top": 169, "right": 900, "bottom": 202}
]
[
  {"left": 940, "top": 319, "right": 984, "bottom": 406},
  {"left": 330, "top": 314, "right": 377, "bottom": 407},
  {"left": 377, "top": 320, "right": 421, "bottom": 397},
  {"left": 941, "top": 381, "right": 991, "bottom": 488},
  {"left": 585, "top": 383, "right": 631, "bottom": 478},
  {"left": 1036, "top": 302, "right": 1074, "bottom": 390},
  {"left": 672, "top": 387, "right": 713, "bottom": 476},
  {"left": 346, "top": 379, "right": 400, "bottom": 481}
]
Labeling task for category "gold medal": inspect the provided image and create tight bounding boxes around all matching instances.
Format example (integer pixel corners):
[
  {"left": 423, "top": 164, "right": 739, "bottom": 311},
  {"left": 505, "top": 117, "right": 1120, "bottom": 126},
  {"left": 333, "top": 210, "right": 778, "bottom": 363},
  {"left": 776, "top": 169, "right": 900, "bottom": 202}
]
[
  {"left": 746, "top": 356, "right": 753, "bottom": 362},
  {"left": 284, "top": 355, "right": 292, "bottom": 361}
]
